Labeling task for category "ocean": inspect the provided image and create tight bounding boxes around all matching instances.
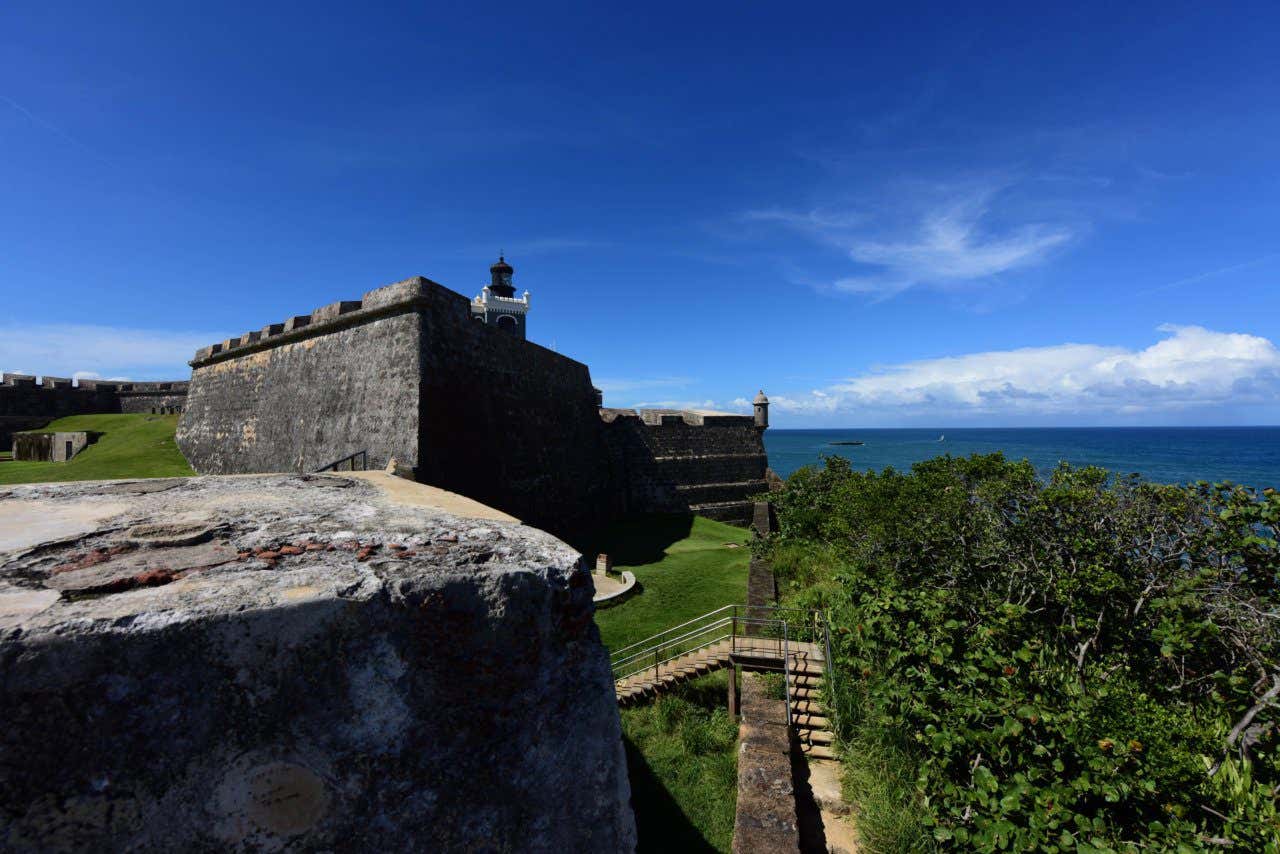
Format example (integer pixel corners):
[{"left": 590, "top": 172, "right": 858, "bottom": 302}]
[{"left": 764, "top": 427, "right": 1280, "bottom": 490}]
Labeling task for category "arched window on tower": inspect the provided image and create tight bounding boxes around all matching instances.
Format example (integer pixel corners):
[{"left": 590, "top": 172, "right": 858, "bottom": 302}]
[{"left": 497, "top": 315, "right": 517, "bottom": 333}]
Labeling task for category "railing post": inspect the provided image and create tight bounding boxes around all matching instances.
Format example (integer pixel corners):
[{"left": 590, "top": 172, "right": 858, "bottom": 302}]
[
  {"left": 731, "top": 615, "right": 736, "bottom": 655},
  {"left": 654, "top": 648, "right": 659, "bottom": 682},
  {"left": 783, "top": 622, "right": 792, "bottom": 730}
]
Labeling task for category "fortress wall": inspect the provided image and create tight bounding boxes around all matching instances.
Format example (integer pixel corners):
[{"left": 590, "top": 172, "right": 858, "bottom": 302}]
[
  {"left": 600, "top": 410, "right": 768, "bottom": 521},
  {"left": 116, "top": 382, "right": 189, "bottom": 415},
  {"left": 177, "top": 278, "right": 612, "bottom": 544},
  {"left": 415, "top": 284, "right": 613, "bottom": 545},
  {"left": 0, "top": 376, "right": 189, "bottom": 450},
  {"left": 0, "top": 375, "right": 121, "bottom": 451},
  {"left": 177, "top": 305, "right": 422, "bottom": 475}
]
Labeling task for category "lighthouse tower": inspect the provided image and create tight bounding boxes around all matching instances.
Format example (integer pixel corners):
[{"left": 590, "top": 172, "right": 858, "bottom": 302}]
[{"left": 471, "top": 255, "right": 530, "bottom": 339}]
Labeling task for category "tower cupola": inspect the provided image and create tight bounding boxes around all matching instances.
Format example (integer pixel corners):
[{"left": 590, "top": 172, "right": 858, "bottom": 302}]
[
  {"left": 753, "top": 390, "right": 769, "bottom": 429},
  {"left": 472, "top": 254, "right": 530, "bottom": 338},
  {"left": 489, "top": 254, "right": 516, "bottom": 298}
]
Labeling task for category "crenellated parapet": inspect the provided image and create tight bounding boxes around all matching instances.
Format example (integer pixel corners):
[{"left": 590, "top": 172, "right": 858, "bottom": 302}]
[{"left": 189, "top": 277, "right": 465, "bottom": 367}]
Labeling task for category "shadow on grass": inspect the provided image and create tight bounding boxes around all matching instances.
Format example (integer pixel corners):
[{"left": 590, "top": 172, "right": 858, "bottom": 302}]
[
  {"left": 589, "top": 513, "right": 695, "bottom": 566},
  {"left": 624, "top": 734, "right": 718, "bottom": 854}
]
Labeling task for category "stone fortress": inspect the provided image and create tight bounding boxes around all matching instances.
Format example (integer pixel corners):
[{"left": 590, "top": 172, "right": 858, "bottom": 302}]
[
  {"left": 0, "top": 375, "right": 189, "bottom": 452},
  {"left": 175, "top": 257, "right": 772, "bottom": 546},
  {"left": 0, "top": 257, "right": 773, "bottom": 851}
]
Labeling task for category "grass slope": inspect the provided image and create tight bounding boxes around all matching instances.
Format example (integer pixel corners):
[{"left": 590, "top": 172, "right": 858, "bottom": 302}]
[
  {"left": 591, "top": 514, "right": 751, "bottom": 853},
  {"left": 593, "top": 515, "right": 751, "bottom": 652},
  {"left": 622, "top": 673, "right": 739, "bottom": 853},
  {"left": 0, "top": 414, "right": 193, "bottom": 484}
]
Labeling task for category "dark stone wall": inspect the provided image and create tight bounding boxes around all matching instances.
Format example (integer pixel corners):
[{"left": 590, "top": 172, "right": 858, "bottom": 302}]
[
  {"left": 600, "top": 410, "right": 769, "bottom": 523},
  {"left": 177, "top": 278, "right": 613, "bottom": 545},
  {"left": 13, "top": 432, "right": 52, "bottom": 461},
  {"left": 177, "top": 311, "right": 422, "bottom": 475},
  {"left": 0, "top": 376, "right": 188, "bottom": 451},
  {"left": 177, "top": 276, "right": 768, "bottom": 543},
  {"left": 417, "top": 285, "right": 613, "bottom": 544},
  {"left": 0, "top": 376, "right": 186, "bottom": 450}
]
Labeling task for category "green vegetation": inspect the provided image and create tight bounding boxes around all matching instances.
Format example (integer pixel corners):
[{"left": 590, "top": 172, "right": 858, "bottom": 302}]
[
  {"left": 593, "top": 514, "right": 750, "bottom": 652},
  {"left": 0, "top": 414, "right": 193, "bottom": 484},
  {"left": 622, "top": 673, "right": 739, "bottom": 853},
  {"left": 767, "top": 454, "right": 1279, "bottom": 852},
  {"left": 592, "top": 514, "right": 751, "bottom": 854}
]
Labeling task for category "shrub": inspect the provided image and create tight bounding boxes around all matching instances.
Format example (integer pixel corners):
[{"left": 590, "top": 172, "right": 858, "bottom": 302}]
[{"left": 770, "top": 454, "right": 1279, "bottom": 850}]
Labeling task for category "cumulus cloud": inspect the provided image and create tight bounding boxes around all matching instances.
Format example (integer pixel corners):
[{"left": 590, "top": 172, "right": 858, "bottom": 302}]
[
  {"left": 767, "top": 325, "right": 1280, "bottom": 420},
  {"left": 0, "top": 323, "right": 228, "bottom": 381}
]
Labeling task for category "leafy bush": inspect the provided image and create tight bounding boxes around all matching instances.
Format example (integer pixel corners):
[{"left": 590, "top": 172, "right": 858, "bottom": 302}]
[{"left": 768, "top": 454, "right": 1279, "bottom": 851}]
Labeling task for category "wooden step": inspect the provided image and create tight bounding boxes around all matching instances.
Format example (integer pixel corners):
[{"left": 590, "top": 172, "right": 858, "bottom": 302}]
[
  {"left": 800, "top": 729, "right": 834, "bottom": 746},
  {"left": 793, "top": 713, "right": 830, "bottom": 730}
]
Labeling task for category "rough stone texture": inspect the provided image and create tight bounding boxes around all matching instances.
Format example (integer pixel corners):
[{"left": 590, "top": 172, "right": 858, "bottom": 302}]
[
  {"left": 599, "top": 409, "right": 769, "bottom": 524},
  {"left": 0, "top": 375, "right": 188, "bottom": 450},
  {"left": 13, "top": 431, "right": 92, "bottom": 462},
  {"left": 176, "top": 310, "right": 423, "bottom": 476},
  {"left": 176, "top": 276, "right": 770, "bottom": 543},
  {"left": 0, "top": 474, "right": 636, "bottom": 853},
  {"left": 733, "top": 675, "right": 800, "bottom": 854}
]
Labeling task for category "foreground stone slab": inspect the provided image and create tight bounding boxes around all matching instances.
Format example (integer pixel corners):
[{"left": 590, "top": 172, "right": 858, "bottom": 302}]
[{"left": 0, "top": 473, "right": 635, "bottom": 853}]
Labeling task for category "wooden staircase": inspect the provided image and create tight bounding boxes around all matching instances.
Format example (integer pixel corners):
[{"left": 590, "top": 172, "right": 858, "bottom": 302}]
[{"left": 610, "top": 606, "right": 836, "bottom": 741}]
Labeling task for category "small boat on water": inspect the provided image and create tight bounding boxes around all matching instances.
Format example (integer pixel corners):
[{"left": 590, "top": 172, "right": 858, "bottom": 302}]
[
  {"left": 938, "top": 434, "right": 945, "bottom": 442},
  {"left": 829, "top": 440, "right": 864, "bottom": 446}
]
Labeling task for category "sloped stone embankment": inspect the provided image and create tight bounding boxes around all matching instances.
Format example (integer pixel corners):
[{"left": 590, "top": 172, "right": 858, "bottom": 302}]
[{"left": 0, "top": 473, "right": 635, "bottom": 852}]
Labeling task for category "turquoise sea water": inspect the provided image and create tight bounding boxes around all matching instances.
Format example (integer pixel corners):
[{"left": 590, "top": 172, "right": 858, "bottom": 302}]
[{"left": 765, "top": 427, "right": 1280, "bottom": 490}]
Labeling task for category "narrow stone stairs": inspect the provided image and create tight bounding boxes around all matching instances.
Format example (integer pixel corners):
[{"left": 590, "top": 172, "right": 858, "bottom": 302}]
[
  {"left": 788, "top": 651, "right": 837, "bottom": 761},
  {"left": 787, "top": 652, "right": 860, "bottom": 853}
]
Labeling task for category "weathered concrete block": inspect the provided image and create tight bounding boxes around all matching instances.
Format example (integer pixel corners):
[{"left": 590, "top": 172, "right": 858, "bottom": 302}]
[{"left": 0, "top": 474, "right": 635, "bottom": 853}]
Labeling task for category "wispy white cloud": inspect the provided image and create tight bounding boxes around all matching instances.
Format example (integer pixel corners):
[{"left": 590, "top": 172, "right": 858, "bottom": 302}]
[
  {"left": 761, "top": 325, "right": 1280, "bottom": 420},
  {"left": 594, "top": 376, "right": 694, "bottom": 395},
  {"left": 630, "top": 399, "right": 730, "bottom": 413},
  {"left": 1135, "top": 253, "right": 1279, "bottom": 297},
  {"left": 0, "top": 324, "right": 227, "bottom": 381},
  {"left": 745, "top": 182, "right": 1076, "bottom": 299}
]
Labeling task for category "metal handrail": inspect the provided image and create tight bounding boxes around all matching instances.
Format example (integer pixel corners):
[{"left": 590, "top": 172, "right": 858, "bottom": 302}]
[
  {"left": 610, "top": 614, "right": 792, "bottom": 670},
  {"left": 609, "top": 604, "right": 737, "bottom": 658},
  {"left": 783, "top": 621, "right": 792, "bottom": 729},
  {"left": 314, "top": 449, "right": 368, "bottom": 473}
]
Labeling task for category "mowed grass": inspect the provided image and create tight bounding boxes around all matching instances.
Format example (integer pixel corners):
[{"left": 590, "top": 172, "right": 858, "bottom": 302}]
[
  {"left": 593, "top": 514, "right": 751, "bottom": 652},
  {"left": 622, "top": 672, "right": 739, "bottom": 853},
  {"left": 0, "top": 414, "right": 193, "bottom": 484},
  {"left": 590, "top": 514, "right": 751, "bottom": 853}
]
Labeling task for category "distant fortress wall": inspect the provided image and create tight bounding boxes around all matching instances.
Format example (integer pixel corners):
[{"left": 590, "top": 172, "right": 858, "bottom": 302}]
[
  {"left": 177, "top": 275, "right": 769, "bottom": 542},
  {"left": 0, "top": 374, "right": 188, "bottom": 451},
  {"left": 600, "top": 409, "right": 769, "bottom": 522}
]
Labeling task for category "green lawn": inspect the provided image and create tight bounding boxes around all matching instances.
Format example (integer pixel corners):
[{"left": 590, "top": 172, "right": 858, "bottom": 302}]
[
  {"left": 591, "top": 514, "right": 751, "bottom": 854},
  {"left": 0, "top": 414, "right": 193, "bottom": 484},
  {"left": 623, "top": 673, "right": 739, "bottom": 853},
  {"left": 593, "top": 515, "right": 751, "bottom": 652}
]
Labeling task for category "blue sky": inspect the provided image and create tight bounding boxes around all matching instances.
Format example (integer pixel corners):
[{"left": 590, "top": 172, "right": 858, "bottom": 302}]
[{"left": 2, "top": 1, "right": 1278, "bottom": 426}]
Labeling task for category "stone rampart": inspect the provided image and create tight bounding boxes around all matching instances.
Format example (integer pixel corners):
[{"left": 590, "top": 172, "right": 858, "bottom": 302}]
[
  {"left": 600, "top": 408, "right": 769, "bottom": 522},
  {"left": 178, "top": 275, "right": 769, "bottom": 539},
  {"left": 0, "top": 474, "right": 636, "bottom": 852},
  {"left": 178, "top": 278, "right": 613, "bottom": 545},
  {"left": 0, "top": 374, "right": 189, "bottom": 450}
]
